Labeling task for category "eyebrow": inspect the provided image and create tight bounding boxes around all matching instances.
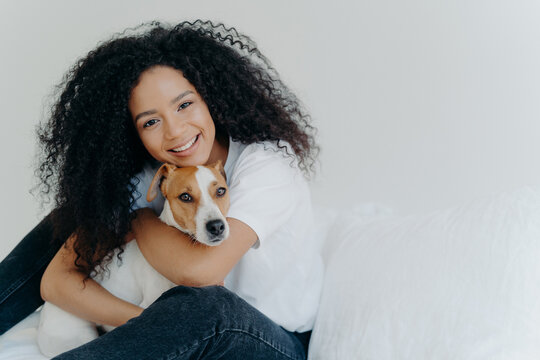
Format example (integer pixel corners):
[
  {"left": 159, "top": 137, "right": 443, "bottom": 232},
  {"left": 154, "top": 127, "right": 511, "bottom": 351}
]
[
  {"left": 134, "top": 90, "right": 195, "bottom": 123},
  {"left": 169, "top": 90, "right": 194, "bottom": 106}
]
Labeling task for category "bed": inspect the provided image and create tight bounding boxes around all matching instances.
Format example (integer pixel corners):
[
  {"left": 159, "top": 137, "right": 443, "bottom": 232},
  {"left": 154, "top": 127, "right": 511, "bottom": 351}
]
[{"left": 2, "top": 185, "right": 540, "bottom": 359}]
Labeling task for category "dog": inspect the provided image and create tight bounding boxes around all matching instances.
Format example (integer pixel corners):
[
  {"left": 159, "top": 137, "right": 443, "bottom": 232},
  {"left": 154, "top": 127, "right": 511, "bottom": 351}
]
[{"left": 37, "top": 161, "right": 230, "bottom": 357}]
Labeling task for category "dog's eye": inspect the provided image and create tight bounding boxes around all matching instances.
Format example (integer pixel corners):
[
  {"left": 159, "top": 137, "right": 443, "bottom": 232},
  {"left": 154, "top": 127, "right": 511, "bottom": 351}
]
[
  {"left": 216, "top": 187, "right": 226, "bottom": 197},
  {"left": 179, "top": 193, "right": 193, "bottom": 202}
]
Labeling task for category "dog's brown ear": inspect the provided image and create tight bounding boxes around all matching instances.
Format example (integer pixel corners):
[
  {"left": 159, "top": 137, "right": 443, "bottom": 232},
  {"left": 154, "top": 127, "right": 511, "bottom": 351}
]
[
  {"left": 209, "top": 160, "right": 226, "bottom": 180},
  {"left": 147, "top": 163, "right": 177, "bottom": 202}
]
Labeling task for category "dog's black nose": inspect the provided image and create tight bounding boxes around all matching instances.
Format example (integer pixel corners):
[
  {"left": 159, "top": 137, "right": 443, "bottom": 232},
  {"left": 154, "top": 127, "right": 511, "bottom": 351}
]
[{"left": 206, "top": 220, "right": 225, "bottom": 236}]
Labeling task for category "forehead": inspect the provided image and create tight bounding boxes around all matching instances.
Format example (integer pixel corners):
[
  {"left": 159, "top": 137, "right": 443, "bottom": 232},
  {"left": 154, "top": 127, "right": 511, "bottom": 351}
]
[{"left": 129, "top": 66, "right": 195, "bottom": 108}]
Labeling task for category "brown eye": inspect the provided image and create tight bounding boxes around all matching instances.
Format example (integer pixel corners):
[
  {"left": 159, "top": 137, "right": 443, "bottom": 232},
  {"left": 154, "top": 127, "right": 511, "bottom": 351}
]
[
  {"left": 216, "top": 187, "right": 226, "bottom": 197},
  {"left": 179, "top": 193, "right": 193, "bottom": 202}
]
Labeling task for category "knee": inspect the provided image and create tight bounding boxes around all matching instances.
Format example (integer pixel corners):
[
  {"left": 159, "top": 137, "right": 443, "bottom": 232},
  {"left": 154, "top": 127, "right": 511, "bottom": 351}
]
[
  {"left": 158, "top": 285, "right": 243, "bottom": 311},
  {"left": 148, "top": 285, "right": 251, "bottom": 326}
]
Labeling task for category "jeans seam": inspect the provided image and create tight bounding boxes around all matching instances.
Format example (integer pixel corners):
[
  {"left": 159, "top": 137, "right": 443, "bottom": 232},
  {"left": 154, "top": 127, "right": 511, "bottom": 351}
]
[
  {"left": 0, "top": 278, "right": 25, "bottom": 304},
  {"left": 164, "top": 328, "right": 303, "bottom": 360},
  {"left": 0, "top": 248, "right": 55, "bottom": 305}
]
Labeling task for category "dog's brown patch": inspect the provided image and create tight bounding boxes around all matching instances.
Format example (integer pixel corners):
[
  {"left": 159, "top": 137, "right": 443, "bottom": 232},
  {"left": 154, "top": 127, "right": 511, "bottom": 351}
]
[{"left": 164, "top": 167, "right": 200, "bottom": 235}]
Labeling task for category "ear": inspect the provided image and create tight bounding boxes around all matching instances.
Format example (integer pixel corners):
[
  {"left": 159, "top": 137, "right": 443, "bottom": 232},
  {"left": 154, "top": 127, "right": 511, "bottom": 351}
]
[
  {"left": 147, "top": 163, "right": 177, "bottom": 202},
  {"left": 209, "top": 160, "right": 226, "bottom": 180}
]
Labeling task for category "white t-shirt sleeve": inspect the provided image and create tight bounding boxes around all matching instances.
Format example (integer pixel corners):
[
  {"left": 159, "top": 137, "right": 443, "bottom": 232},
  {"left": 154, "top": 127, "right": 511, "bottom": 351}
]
[{"left": 226, "top": 143, "right": 306, "bottom": 248}]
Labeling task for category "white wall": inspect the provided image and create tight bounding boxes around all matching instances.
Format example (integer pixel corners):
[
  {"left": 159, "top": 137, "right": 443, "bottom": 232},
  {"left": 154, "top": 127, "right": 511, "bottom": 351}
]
[{"left": 2, "top": 0, "right": 540, "bottom": 258}]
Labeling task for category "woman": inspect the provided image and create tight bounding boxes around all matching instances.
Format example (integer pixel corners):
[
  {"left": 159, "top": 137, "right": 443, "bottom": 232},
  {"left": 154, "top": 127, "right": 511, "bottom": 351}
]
[{"left": 0, "top": 20, "right": 322, "bottom": 359}]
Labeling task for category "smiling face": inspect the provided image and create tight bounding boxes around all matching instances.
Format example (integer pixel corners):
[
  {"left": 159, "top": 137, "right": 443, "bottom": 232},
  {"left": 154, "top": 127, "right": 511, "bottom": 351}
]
[{"left": 129, "top": 66, "right": 226, "bottom": 167}]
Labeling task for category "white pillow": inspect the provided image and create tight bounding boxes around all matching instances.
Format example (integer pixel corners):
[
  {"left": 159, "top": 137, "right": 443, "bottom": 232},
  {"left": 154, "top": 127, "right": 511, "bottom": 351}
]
[{"left": 309, "top": 186, "right": 540, "bottom": 360}]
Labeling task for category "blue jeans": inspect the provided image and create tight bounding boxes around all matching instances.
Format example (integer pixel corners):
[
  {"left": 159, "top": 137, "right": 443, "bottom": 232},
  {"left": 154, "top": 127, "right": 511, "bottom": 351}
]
[
  {"left": 0, "top": 211, "right": 62, "bottom": 334},
  {"left": 0, "top": 213, "right": 311, "bottom": 359},
  {"left": 54, "top": 286, "right": 309, "bottom": 359}
]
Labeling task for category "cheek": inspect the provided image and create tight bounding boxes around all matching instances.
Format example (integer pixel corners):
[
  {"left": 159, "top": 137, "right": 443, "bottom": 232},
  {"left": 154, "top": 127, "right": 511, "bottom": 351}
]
[
  {"left": 199, "top": 110, "right": 215, "bottom": 135},
  {"left": 138, "top": 131, "right": 163, "bottom": 157},
  {"left": 208, "top": 119, "right": 216, "bottom": 136}
]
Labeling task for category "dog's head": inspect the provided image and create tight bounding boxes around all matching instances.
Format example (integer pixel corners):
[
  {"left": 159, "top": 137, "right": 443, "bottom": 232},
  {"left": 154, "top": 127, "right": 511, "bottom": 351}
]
[{"left": 147, "top": 161, "right": 230, "bottom": 246}]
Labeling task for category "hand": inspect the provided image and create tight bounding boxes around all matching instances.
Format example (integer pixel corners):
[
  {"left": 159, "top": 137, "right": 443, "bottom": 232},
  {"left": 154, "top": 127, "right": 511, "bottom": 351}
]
[{"left": 41, "top": 233, "right": 145, "bottom": 327}]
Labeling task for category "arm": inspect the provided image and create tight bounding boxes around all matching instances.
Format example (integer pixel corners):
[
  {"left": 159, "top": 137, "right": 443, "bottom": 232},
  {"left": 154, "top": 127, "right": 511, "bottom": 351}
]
[
  {"left": 40, "top": 234, "right": 143, "bottom": 327},
  {"left": 132, "top": 208, "right": 258, "bottom": 286}
]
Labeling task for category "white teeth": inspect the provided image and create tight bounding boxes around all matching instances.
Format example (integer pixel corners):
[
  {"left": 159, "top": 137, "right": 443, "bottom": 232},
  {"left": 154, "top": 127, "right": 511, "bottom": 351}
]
[{"left": 171, "top": 136, "right": 197, "bottom": 152}]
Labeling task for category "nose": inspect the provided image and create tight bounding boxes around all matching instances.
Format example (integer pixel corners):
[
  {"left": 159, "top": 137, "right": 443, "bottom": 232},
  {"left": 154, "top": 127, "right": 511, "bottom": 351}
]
[
  {"left": 163, "top": 116, "right": 186, "bottom": 140},
  {"left": 206, "top": 219, "right": 225, "bottom": 237}
]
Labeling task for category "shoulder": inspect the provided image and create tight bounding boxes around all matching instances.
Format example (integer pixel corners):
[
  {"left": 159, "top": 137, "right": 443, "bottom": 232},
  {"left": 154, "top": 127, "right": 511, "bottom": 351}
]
[
  {"left": 239, "top": 140, "right": 297, "bottom": 161},
  {"left": 227, "top": 140, "right": 305, "bottom": 185}
]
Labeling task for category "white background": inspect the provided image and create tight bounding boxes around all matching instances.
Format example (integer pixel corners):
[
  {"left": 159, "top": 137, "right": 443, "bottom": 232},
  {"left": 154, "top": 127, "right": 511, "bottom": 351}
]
[{"left": 2, "top": 0, "right": 540, "bottom": 258}]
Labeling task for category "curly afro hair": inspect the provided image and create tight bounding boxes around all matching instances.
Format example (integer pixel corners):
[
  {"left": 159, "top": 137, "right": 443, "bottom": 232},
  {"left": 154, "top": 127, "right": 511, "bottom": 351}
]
[{"left": 37, "top": 20, "right": 318, "bottom": 277}]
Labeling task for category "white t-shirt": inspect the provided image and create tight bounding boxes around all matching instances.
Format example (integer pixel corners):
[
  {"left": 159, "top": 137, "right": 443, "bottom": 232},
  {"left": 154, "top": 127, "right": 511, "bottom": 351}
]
[{"left": 132, "top": 139, "right": 323, "bottom": 332}]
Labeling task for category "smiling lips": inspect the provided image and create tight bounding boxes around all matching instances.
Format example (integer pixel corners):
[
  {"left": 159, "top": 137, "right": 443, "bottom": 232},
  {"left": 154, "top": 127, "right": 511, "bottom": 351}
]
[{"left": 170, "top": 135, "right": 199, "bottom": 153}]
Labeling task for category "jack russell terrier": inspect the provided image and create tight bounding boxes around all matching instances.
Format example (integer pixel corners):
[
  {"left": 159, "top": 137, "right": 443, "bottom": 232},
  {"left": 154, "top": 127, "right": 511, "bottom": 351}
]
[{"left": 37, "top": 161, "right": 230, "bottom": 358}]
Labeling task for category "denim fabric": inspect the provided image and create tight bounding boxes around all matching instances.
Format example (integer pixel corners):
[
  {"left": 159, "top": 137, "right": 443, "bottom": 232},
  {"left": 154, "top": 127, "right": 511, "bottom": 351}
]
[
  {"left": 54, "top": 286, "right": 310, "bottom": 360},
  {"left": 1, "top": 214, "right": 311, "bottom": 359},
  {"left": 0, "top": 211, "right": 62, "bottom": 335}
]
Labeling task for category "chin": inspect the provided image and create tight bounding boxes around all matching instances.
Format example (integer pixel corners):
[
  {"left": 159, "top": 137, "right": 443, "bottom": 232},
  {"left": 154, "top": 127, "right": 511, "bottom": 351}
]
[{"left": 171, "top": 155, "right": 210, "bottom": 168}]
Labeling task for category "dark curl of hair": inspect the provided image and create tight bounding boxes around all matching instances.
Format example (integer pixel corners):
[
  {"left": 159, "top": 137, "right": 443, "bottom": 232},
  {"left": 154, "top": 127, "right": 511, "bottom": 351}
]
[{"left": 37, "top": 20, "right": 318, "bottom": 277}]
